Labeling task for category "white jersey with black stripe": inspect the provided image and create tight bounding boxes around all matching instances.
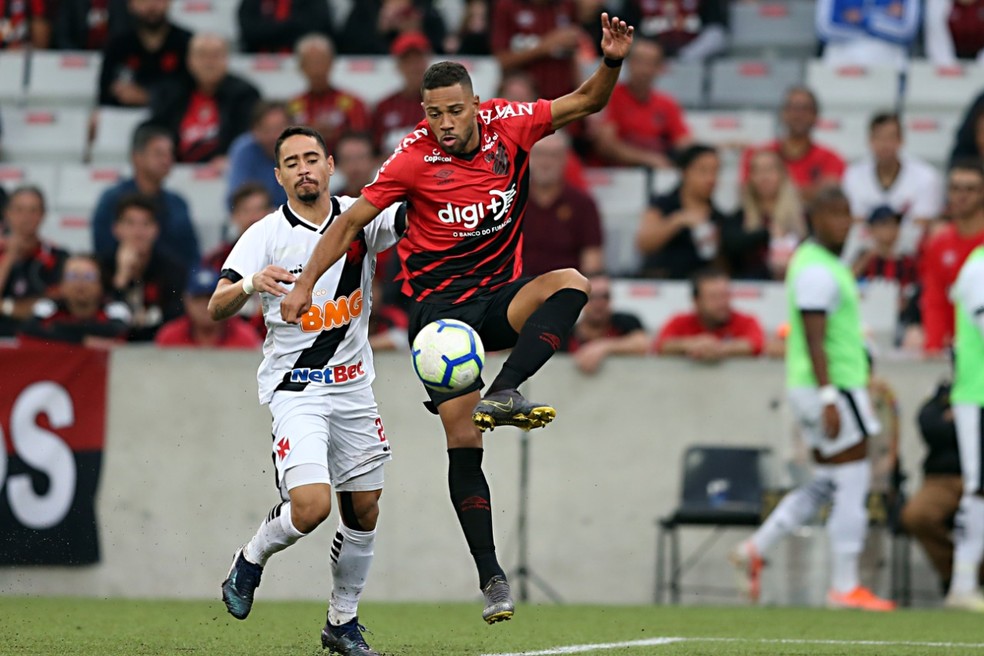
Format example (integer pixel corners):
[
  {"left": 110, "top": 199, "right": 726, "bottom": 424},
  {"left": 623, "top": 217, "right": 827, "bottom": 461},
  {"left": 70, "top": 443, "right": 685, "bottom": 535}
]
[{"left": 220, "top": 196, "right": 404, "bottom": 404}]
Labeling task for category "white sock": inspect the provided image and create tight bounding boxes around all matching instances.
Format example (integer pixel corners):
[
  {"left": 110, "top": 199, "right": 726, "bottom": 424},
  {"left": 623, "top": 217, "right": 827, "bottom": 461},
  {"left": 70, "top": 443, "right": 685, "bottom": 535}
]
[
  {"left": 244, "top": 501, "right": 306, "bottom": 567},
  {"left": 751, "top": 474, "right": 832, "bottom": 554},
  {"left": 328, "top": 523, "right": 376, "bottom": 626},
  {"left": 950, "top": 495, "right": 984, "bottom": 596},
  {"left": 827, "top": 460, "right": 870, "bottom": 594}
]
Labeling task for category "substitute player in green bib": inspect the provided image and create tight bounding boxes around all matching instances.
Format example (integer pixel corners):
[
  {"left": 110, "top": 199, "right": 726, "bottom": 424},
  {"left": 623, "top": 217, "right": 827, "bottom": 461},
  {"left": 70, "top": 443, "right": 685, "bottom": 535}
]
[
  {"left": 731, "top": 186, "right": 895, "bottom": 611},
  {"left": 945, "top": 245, "right": 984, "bottom": 611}
]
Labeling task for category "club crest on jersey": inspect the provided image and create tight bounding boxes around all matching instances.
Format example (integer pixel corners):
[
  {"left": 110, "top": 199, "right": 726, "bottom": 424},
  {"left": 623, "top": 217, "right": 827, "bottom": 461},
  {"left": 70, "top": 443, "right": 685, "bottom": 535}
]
[
  {"left": 424, "top": 148, "right": 452, "bottom": 164},
  {"left": 438, "top": 184, "right": 517, "bottom": 230},
  {"left": 485, "top": 141, "right": 510, "bottom": 175}
]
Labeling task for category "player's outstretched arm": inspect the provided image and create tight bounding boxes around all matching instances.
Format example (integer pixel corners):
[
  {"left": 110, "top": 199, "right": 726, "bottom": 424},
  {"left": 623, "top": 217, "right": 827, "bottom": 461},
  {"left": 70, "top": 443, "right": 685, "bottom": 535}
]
[
  {"left": 208, "top": 265, "right": 295, "bottom": 321},
  {"left": 550, "top": 12, "right": 633, "bottom": 131},
  {"left": 280, "top": 196, "right": 382, "bottom": 324}
]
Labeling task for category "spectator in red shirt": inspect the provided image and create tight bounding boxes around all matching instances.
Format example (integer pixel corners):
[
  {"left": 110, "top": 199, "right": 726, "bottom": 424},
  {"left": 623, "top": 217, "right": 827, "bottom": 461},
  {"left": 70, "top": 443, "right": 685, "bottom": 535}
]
[
  {"left": 924, "top": 0, "right": 984, "bottom": 66},
  {"left": 741, "top": 87, "right": 846, "bottom": 202},
  {"left": 156, "top": 267, "right": 262, "bottom": 348},
  {"left": 491, "top": 0, "right": 581, "bottom": 102},
  {"left": 20, "top": 254, "right": 131, "bottom": 347},
  {"left": 562, "top": 273, "right": 649, "bottom": 375},
  {"left": 288, "top": 33, "right": 371, "bottom": 154},
  {"left": 621, "top": 0, "right": 728, "bottom": 62},
  {"left": 373, "top": 31, "right": 431, "bottom": 154},
  {"left": 593, "top": 37, "right": 691, "bottom": 170},
  {"left": 237, "top": 0, "right": 333, "bottom": 53},
  {"left": 654, "top": 268, "right": 765, "bottom": 360},
  {"left": 0, "top": 0, "right": 51, "bottom": 49},
  {"left": 919, "top": 159, "right": 984, "bottom": 355},
  {"left": 522, "top": 131, "right": 604, "bottom": 277}
]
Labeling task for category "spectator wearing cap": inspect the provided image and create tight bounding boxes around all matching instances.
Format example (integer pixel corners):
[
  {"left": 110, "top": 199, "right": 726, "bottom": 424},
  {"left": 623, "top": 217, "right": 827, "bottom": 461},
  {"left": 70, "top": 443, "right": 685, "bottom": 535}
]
[
  {"left": 288, "top": 33, "right": 371, "bottom": 155},
  {"left": 225, "top": 101, "right": 291, "bottom": 209},
  {"left": 156, "top": 267, "right": 262, "bottom": 348},
  {"left": 372, "top": 31, "right": 431, "bottom": 154},
  {"left": 562, "top": 273, "right": 648, "bottom": 375},
  {"left": 237, "top": 0, "right": 333, "bottom": 53},
  {"left": 653, "top": 268, "right": 765, "bottom": 361}
]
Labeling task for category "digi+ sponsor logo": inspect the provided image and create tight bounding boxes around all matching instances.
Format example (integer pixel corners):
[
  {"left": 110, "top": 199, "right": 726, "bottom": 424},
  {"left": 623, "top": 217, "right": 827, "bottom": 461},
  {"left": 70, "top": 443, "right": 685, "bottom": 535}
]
[{"left": 438, "top": 184, "right": 517, "bottom": 230}]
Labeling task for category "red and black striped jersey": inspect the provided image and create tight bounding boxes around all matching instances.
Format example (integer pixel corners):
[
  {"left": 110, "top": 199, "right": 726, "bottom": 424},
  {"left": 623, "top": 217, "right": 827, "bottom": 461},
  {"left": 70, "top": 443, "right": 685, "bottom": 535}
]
[{"left": 362, "top": 98, "right": 554, "bottom": 305}]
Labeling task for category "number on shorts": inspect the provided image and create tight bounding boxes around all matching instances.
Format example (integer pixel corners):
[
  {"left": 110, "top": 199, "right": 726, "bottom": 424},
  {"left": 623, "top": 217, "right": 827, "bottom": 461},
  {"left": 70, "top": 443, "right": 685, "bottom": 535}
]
[{"left": 374, "top": 417, "right": 387, "bottom": 442}]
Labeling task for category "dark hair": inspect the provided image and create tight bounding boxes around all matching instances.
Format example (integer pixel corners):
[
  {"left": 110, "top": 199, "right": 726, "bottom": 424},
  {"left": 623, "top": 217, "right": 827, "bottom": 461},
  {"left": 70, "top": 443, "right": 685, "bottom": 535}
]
[
  {"left": 250, "top": 101, "right": 289, "bottom": 130},
  {"left": 675, "top": 143, "right": 717, "bottom": 171},
  {"left": 230, "top": 182, "right": 271, "bottom": 211},
  {"left": 949, "top": 157, "right": 984, "bottom": 178},
  {"left": 869, "top": 111, "right": 901, "bottom": 135},
  {"left": 274, "top": 126, "right": 329, "bottom": 166},
  {"left": 806, "top": 184, "right": 850, "bottom": 220},
  {"left": 422, "top": 61, "right": 473, "bottom": 95},
  {"left": 131, "top": 121, "right": 173, "bottom": 156},
  {"left": 783, "top": 85, "right": 820, "bottom": 114},
  {"left": 690, "top": 267, "right": 729, "bottom": 299},
  {"left": 8, "top": 184, "right": 46, "bottom": 213},
  {"left": 114, "top": 192, "right": 159, "bottom": 224},
  {"left": 336, "top": 130, "right": 375, "bottom": 153}
]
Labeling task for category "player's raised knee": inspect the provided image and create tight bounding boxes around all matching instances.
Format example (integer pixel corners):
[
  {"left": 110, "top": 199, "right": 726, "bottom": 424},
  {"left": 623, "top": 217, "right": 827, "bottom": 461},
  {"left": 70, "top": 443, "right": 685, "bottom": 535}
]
[
  {"left": 290, "top": 487, "right": 333, "bottom": 533},
  {"left": 541, "top": 268, "right": 589, "bottom": 295}
]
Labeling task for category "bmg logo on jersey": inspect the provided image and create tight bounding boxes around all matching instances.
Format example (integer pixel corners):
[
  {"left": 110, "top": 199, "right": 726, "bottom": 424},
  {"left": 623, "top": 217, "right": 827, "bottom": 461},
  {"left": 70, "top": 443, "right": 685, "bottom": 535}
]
[
  {"left": 300, "top": 289, "right": 363, "bottom": 332},
  {"left": 438, "top": 185, "right": 517, "bottom": 230},
  {"left": 289, "top": 360, "right": 366, "bottom": 384}
]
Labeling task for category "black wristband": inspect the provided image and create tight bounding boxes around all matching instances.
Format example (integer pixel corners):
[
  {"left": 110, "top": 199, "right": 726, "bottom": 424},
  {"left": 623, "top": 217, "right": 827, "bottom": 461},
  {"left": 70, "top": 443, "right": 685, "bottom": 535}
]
[{"left": 603, "top": 56, "right": 623, "bottom": 68}]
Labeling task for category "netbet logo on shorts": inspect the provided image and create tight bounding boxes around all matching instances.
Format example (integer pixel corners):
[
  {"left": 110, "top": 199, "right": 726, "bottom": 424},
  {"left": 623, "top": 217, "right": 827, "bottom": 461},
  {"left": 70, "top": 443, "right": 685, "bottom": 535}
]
[
  {"left": 439, "top": 184, "right": 517, "bottom": 231},
  {"left": 289, "top": 360, "right": 366, "bottom": 385}
]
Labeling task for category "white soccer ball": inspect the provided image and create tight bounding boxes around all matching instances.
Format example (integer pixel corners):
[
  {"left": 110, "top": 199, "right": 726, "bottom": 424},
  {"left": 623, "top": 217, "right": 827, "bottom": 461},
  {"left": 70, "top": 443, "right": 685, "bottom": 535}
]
[{"left": 411, "top": 319, "right": 485, "bottom": 391}]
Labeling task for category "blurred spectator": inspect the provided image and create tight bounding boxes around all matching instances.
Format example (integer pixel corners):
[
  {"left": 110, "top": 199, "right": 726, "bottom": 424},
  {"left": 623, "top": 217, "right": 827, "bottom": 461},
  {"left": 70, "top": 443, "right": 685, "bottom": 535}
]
[
  {"left": 653, "top": 268, "right": 765, "bottom": 360},
  {"left": 202, "top": 182, "right": 272, "bottom": 272},
  {"left": 237, "top": 0, "right": 332, "bottom": 53},
  {"left": 816, "top": 0, "right": 920, "bottom": 71},
  {"left": 592, "top": 37, "right": 691, "bottom": 170},
  {"left": 949, "top": 92, "right": 984, "bottom": 167},
  {"left": 925, "top": 0, "right": 984, "bottom": 66},
  {"left": 636, "top": 144, "right": 725, "bottom": 279},
  {"left": 0, "top": 0, "right": 51, "bottom": 48},
  {"left": 335, "top": 132, "right": 378, "bottom": 198},
  {"left": 92, "top": 122, "right": 200, "bottom": 270},
  {"left": 843, "top": 113, "right": 943, "bottom": 264},
  {"left": 150, "top": 33, "right": 260, "bottom": 165},
  {"left": 100, "top": 193, "right": 186, "bottom": 342},
  {"left": 0, "top": 186, "right": 68, "bottom": 338},
  {"left": 919, "top": 159, "right": 984, "bottom": 355},
  {"left": 156, "top": 267, "right": 261, "bottom": 348},
  {"left": 288, "top": 34, "right": 371, "bottom": 154},
  {"left": 447, "top": 0, "right": 491, "bottom": 55},
  {"left": 741, "top": 87, "right": 846, "bottom": 202},
  {"left": 867, "top": 351, "right": 901, "bottom": 496},
  {"left": 723, "top": 149, "right": 806, "bottom": 281},
  {"left": 852, "top": 206, "right": 920, "bottom": 346},
  {"left": 225, "top": 101, "right": 290, "bottom": 209},
  {"left": 561, "top": 273, "right": 648, "bottom": 375},
  {"left": 901, "top": 380, "right": 984, "bottom": 594},
  {"left": 491, "top": 0, "right": 581, "bottom": 102},
  {"left": 522, "top": 132, "right": 604, "bottom": 277},
  {"left": 372, "top": 31, "right": 430, "bottom": 154},
  {"left": 335, "top": 0, "right": 446, "bottom": 55},
  {"left": 98, "top": 0, "right": 191, "bottom": 107},
  {"left": 55, "top": 0, "right": 129, "bottom": 50},
  {"left": 19, "top": 254, "right": 130, "bottom": 347},
  {"left": 621, "top": 0, "right": 728, "bottom": 62},
  {"left": 367, "top": 275, "right": 408, "bottom": 352}
]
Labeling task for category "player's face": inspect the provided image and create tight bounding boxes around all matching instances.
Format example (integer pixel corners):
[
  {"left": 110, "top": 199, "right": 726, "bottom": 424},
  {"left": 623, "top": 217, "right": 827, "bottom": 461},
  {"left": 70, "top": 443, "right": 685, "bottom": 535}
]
[
  {"left": 869, "top": 121, "right": 901, "bottom": 163},
  {"left": 696, "top": 277, "right": 731, "bottom": 327},
  {"left": 276, "top": 135, "right": 334, "bottom": 204},
  {"left": 812, "top": 200, "right": 853, "bottom": 251},
  {"left": 4, "top": 190, "right": 44, "bottom": 237},
  {"left": 422, "top": 84, "right": 480, "bottom": 155}
]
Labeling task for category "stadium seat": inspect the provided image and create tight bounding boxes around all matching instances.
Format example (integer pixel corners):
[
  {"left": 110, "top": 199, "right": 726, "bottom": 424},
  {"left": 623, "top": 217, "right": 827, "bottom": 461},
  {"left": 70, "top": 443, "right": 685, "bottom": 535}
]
[
  {"left": 728, "top": 0, "right": 818, "bottom": 58},
  {"left": 658, "top": 60, "right": 705, "bottom": 108},
  {"left": 54, "top": 164, "right": 128, "bottom": 215},
  {"left": 0, "top": 50, "right": 26, "bottom": 103},
  {"left": 708, "top": 59, "right": 803, "bottom": 109},
  {"left": 902, "top": 113, "right": 961, "bottom": 167},
  {"left": 0, "top": 163, "right": 59, "bottom": 208},
  {"left": 654, "top": 445, "right": 772, "bottom": 604},
  {"left": 26, "top": 50, "right": 101, "bottom": 107},
  {"left": 168, "top": 163, "right": 228, "bottom": 253},
  {"left": 806, "top": 60, "right": 900, "bottom": 112},
  {"left": 0, "top": 107, "right": 89, "bottom": 164},
  {"left": 584, "top": 167, "right": 649, "bottom": 277},
  {"left": 904, "top": 60, "right": 984, "bottom": 115},
  {"left": 332, "top": 56, "right": 403, "bottom": 107},
  {"left": 170, "top": 0, "right": 238, "bottom": 43},
  {"left": 686, "top": 110, "right": 776, "bottom": 151},
  {"left": 228, "top": 54, "right": 306, "bottom": 102},
  {"left": 89, "top": 107, "right": 150, "bottom": 164},
  {"left": 812, "top": 111, "right": 869, "bottom": 163},
  {"left": 41, "top": 211, "right": 93, "bottom": 254}
]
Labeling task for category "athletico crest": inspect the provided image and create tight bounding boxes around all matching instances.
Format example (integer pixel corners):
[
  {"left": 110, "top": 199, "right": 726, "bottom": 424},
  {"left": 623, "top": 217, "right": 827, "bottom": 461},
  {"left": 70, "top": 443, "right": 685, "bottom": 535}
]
[{"left": 485, "top": 141, "right": 510, "bottom": 176}]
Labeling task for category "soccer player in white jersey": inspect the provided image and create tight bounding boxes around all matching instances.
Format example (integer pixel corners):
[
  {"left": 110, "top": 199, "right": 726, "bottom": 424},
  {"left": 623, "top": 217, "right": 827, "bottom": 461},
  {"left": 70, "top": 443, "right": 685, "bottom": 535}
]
[
  {"left": 208, "top": 126, "right": 405, "bottom": 656},
  {"left": 730, "top": 186, "right": 895, "bottom": 611}
]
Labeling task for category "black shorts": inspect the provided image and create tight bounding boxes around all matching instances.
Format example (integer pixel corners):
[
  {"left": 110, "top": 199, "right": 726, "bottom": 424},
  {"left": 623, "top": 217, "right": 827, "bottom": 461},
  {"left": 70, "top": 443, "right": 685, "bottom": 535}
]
[{"left": 407, "top": 277, "right": 532, "bottom": 409}]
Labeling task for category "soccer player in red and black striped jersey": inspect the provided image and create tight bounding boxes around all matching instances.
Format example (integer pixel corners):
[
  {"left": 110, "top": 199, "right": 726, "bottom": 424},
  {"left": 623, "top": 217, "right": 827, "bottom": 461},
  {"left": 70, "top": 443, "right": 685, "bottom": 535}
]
[{"left": 281, "top": 13, "right": 634, "bottom": 624}]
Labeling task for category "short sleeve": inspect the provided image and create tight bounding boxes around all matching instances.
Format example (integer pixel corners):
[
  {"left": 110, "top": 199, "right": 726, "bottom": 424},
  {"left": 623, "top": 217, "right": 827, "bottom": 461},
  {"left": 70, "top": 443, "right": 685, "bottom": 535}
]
[
  {"left": 793, "top": 264, "right": 840, "bottom": 312},
  {"left": 492, "top": 99, "right": 555, "bottom": 151},
  {"left": 221, "top": 220, "right": 268, "bottom": 280},
  {"left": 362, "top": 147, "right": 414, "bottom": 210},
  {"left": 363, "top": 202, "right": 407, "bottom": 255}
]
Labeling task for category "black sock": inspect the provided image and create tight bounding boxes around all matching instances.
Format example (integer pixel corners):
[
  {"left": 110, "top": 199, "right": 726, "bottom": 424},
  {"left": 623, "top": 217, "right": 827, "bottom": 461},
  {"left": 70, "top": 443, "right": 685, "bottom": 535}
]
[
  {"left": 489, "top": 288, "right": 588, "bottom": 394},
  {"left": 448, "top": 448, "right": 504, "bottom": 588}
]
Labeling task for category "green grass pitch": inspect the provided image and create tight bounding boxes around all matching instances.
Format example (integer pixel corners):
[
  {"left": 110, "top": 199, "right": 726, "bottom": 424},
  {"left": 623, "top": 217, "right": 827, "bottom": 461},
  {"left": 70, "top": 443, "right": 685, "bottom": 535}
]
[{"left": 3, "top": 597, "right": 984, "bottom": 655}]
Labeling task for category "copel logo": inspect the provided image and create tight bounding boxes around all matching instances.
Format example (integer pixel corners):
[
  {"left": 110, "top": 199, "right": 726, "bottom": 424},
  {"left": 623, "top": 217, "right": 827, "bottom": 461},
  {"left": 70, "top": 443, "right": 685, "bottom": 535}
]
[
  {"left": 300, "top": 289, "right": 363, "bottom": 332},
  {"left": 438, "top": 185, "right": 517, "bottom": 230},
  {"left": 424, "top": 148, "right": 452, "bottom": 163},
  {"left": 289, "top": 360, "right": 366, "bottom": 384}
]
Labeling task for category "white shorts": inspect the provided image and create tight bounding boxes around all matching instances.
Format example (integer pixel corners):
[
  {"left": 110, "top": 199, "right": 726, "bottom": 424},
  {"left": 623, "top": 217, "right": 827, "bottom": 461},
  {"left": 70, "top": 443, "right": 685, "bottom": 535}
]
[
  {"left": 788, "top": 387, "right": 882, "bottom": 459},
  {"left": 268, "top": 385, "right": 392, "bottom": 499},
  {"left": 954, "top": 403, "right": 984, "bottom": 494}
]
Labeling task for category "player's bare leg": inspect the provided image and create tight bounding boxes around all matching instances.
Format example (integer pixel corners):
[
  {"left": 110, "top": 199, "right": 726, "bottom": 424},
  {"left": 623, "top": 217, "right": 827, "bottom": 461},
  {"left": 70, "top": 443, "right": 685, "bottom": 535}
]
[
  {"left": 440, "top": 393, "right": 515, "bottom": 623},
  {"left": 473, "top": 269, "right": 589, "bottom": 432}
]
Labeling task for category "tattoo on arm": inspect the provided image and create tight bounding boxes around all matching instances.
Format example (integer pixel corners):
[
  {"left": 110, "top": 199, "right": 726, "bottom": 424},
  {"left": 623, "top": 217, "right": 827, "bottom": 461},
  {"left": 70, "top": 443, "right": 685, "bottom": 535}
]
[{"left": 216, "top": 291, "right": 249, "bottom": 318}]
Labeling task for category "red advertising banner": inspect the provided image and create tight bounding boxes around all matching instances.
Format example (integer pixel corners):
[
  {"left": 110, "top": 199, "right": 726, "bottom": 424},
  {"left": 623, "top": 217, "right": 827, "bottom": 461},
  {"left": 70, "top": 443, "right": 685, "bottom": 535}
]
[{"left": 0, "top": 344, "right": 108, "bottom": 565}]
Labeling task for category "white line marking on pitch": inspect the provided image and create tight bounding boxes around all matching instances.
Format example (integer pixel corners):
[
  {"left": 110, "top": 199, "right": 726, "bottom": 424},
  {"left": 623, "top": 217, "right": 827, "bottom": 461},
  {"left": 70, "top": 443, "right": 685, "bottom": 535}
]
[{"left": 481, "top": 636, "right": 984, "bottom": 656}]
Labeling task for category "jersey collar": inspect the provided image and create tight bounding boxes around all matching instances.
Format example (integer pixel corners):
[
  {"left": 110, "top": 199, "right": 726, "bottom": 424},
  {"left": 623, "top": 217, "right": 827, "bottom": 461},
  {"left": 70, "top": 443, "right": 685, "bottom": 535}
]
[{"left": 282, "top": 198, "right": 341, "bottom": 234}]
